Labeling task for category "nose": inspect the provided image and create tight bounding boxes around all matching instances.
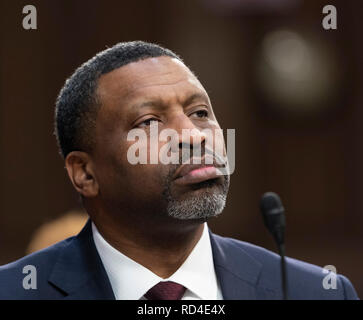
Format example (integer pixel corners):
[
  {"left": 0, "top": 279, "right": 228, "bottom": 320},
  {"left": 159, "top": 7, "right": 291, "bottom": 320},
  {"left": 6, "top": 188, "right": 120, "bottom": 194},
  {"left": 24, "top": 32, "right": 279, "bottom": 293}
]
[{"left": 171, "top": 114, "right": 206, "bottom": 151}]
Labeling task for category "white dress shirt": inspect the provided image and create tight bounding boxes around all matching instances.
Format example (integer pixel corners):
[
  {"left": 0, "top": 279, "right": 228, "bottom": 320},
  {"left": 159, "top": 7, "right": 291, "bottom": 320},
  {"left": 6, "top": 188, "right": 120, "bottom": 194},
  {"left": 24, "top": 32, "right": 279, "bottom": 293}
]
[{"left": 92, "top": 222, "right": 223, "bottom": 300}]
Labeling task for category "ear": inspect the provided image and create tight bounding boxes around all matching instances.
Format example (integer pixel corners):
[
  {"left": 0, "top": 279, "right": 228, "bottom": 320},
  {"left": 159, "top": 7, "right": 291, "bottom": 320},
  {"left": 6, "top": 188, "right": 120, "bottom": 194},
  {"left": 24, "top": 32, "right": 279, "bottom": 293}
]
[{"left": 65, "top": 151, "right": 99, "bottom": 198}]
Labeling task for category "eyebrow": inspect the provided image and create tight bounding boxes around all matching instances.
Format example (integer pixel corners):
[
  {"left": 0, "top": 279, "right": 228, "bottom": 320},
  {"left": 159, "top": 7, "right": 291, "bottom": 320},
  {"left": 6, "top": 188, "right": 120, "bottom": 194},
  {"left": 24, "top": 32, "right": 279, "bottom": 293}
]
[
  {"left": 182, "top": 92, "right": 209, "bottom": 107},
  {"left": 131, "top": 92, "right": 209, "bottom": 111}
]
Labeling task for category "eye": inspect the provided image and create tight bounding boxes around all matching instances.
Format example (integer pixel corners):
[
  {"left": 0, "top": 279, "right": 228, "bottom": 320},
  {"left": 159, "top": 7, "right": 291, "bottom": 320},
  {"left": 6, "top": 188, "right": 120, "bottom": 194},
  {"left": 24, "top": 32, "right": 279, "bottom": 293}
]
[
  {"left": 191, "top": 109, "right": 209, "bottom": 118},
  {"left": 137, "top": 118, "right": 160, "bottom": 128}
]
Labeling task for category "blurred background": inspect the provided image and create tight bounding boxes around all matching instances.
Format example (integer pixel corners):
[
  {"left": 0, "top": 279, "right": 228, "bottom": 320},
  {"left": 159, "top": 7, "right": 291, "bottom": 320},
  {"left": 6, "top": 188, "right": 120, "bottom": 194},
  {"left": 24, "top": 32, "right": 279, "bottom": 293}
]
[{"left": 1, "top": 0, "right": 362, "bottom": 297}]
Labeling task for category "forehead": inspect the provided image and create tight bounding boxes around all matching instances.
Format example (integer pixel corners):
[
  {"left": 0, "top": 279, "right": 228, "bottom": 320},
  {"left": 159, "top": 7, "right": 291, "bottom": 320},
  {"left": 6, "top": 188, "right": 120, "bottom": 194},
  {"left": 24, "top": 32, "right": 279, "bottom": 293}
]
[{"left": 96, "top": 56, "right": 207, "bottom": 117}]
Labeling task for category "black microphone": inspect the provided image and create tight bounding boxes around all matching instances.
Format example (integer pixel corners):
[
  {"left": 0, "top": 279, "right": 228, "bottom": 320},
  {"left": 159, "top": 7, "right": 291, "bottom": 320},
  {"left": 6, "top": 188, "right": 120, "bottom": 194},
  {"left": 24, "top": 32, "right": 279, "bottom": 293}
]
[{"left": 260, "top": 192, "right": 288, "bottom": 300}]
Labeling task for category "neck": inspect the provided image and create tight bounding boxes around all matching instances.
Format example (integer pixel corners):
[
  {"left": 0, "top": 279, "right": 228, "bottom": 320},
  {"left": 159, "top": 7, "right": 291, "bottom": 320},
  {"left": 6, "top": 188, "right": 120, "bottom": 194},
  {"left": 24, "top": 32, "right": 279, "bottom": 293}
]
[{"left": 91, "top": 212, "right": 205, "bottom": 279}]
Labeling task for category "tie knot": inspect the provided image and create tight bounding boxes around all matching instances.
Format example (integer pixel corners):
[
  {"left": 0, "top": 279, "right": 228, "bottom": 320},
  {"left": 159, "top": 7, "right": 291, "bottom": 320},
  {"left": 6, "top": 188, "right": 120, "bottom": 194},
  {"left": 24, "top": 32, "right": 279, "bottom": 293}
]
[{"left": 144, "top": 281, "right": 186, "bottom": 300}]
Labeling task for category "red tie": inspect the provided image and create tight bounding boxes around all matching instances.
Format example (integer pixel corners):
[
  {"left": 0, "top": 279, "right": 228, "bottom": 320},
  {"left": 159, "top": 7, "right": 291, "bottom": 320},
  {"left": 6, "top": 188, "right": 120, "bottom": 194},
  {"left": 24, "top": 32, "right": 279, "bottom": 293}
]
[{"left": 144, "top": 281, "right": 186, "bottom": 300}]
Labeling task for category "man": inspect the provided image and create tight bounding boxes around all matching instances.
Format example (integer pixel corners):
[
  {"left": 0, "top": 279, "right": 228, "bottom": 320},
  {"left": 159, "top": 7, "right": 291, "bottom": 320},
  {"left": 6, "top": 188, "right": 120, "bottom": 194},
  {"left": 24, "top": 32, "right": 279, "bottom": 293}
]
[{"left": 0, "top": 41, "right": 358, "bottom": 299}]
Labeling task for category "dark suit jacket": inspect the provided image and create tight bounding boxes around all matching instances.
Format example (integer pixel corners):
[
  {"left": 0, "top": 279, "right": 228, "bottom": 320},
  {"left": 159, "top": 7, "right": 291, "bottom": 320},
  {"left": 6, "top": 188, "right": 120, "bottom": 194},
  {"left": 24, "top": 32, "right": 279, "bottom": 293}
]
[{"left": 0, "top": 219, "right": 358, "bottom": 299}]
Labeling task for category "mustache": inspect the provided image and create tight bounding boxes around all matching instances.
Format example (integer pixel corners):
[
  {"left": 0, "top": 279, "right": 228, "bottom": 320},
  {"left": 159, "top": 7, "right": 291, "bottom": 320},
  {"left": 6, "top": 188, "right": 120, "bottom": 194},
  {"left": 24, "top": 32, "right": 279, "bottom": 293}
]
[
  {"left": 165, "top": 144, "right": 227, "bottom": 179},
  {"left": 177, "top": 142, "right": 226, "bottom": 164}
]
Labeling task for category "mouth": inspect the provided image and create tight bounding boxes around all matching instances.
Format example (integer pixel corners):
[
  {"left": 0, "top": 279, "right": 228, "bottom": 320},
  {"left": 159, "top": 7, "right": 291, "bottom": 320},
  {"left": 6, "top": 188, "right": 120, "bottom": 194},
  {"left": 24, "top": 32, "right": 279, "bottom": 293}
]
[{"left": 173, "top": 161, "right": 225, "bottom": 186}]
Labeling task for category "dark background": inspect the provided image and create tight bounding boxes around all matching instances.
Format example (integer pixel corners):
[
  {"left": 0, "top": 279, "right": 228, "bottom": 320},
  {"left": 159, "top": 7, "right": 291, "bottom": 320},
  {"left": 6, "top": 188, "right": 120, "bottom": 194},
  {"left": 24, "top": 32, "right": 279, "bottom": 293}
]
[{"left": 1, "top": 0, "right": 362, "bottom": 297}]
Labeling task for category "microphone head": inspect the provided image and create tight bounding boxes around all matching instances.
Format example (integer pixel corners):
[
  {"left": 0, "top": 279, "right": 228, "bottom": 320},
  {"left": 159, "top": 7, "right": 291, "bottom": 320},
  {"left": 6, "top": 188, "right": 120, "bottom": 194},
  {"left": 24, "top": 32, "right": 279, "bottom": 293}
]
[
  {"left": 260, "top": 192, "right": 283, "bottom": 213},
  {"left": 260, "top": 192, "right": 286, "bottom": 245}
]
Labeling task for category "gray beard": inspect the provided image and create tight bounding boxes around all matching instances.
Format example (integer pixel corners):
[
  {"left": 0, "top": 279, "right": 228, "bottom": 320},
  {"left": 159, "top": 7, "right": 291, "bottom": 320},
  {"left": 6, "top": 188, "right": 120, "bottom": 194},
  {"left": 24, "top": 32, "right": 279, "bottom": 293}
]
[{"left": 162, "top": 175, "right": 230, "bottom": 220}]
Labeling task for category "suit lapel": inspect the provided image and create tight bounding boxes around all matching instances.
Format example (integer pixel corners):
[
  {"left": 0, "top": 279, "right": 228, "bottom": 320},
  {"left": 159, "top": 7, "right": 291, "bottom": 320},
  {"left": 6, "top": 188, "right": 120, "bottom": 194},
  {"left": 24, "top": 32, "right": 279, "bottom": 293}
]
[
  {"left": 48, "top": 219, "right": 115, "bottom": 299},
  {"left": 210, "top": 231, "right": 275, "bottom": 300},
  {"left": 48, "top": 219, "right": 276, "bottom": 300}
]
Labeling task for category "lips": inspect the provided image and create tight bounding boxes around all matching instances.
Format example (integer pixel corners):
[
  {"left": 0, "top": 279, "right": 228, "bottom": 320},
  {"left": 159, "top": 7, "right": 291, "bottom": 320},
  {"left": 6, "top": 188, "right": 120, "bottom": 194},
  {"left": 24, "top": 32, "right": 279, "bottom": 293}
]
[{"left": 173, "top": 161, "right": 224, "bottom": 186}]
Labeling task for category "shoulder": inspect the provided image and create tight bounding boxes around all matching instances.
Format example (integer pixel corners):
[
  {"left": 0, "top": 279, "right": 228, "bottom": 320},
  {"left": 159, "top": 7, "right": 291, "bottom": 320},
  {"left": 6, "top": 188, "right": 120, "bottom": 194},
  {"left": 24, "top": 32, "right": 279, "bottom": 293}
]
[
  {"left": 211, "top": 233, "right": 359, "bottom": 300},
  {"left": 0, "top": 237, "right": 74, "bottom": 299}
]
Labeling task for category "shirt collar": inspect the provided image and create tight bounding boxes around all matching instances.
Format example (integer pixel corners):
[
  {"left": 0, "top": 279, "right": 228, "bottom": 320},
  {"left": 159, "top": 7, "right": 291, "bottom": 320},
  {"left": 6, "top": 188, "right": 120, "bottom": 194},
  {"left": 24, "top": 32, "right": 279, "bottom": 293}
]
[{"left": 92, "top": 222, "right": 220, "bottom": 300}]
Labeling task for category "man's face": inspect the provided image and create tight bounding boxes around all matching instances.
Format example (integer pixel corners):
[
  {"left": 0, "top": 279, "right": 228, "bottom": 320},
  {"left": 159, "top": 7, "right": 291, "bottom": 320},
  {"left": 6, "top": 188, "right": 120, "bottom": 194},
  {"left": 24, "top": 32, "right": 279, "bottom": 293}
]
[{"left": 91, "top": 56, "right": 229, "bottom": 223}]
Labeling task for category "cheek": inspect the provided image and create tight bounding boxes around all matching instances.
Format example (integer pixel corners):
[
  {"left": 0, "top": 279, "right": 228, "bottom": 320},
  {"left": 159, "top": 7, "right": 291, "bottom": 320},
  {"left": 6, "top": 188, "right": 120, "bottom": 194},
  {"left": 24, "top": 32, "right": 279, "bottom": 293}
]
[
  {"left": 214, "top": 132, "right": 227, "bottom": 157},
  {"left": 124, "top": 163, "right": 162, "bottom": 186},
  {"left": 98, "top": 160, "right": 168, "bottom": 210},
  {"left": 94, "top": 130, "right": 169, "bottom": 203},
  {"left": 117, "top": 139, "right": 170, "bottom": 194},
  {"left": 202, "top": 123, "right": 227, "bottom": 157},
  {"left": 116, "top": 163, "right": 171, "bottom": 209}
]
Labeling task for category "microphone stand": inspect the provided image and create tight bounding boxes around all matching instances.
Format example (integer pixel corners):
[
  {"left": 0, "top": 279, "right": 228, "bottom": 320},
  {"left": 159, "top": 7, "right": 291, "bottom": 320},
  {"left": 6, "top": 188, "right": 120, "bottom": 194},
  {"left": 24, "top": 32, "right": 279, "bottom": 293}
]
[
  {"left": 260, "top": 192, "right": 288, "bottom": 300},
  {"left": 278, "top": 243, "right": 287, "bottom": 300}
]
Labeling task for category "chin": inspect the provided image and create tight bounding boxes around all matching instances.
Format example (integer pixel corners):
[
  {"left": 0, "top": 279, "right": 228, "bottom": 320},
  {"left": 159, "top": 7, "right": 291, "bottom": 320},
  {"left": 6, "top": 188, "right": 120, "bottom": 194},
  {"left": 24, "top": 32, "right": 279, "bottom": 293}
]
[{"left": 166, "top": 188, "right": 227, "bottom": 221}]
